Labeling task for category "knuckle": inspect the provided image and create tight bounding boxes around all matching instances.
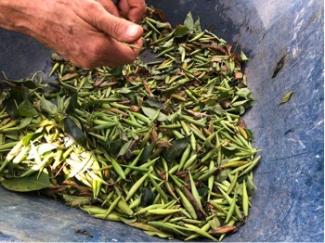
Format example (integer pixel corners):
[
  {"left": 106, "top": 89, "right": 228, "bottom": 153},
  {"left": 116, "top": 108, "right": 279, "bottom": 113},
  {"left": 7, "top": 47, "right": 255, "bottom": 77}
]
[{"left": 111, "top": 22, "right": 123, "bottom": 37}]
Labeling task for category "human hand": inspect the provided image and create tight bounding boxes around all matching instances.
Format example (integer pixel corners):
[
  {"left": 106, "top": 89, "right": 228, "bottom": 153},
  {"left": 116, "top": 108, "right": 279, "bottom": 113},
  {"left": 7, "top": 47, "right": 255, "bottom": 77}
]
[
  {"left": 96, "top": 0, "right": 147, "bottom": 23},
  {"left": 118, "top": 0, "right": 147, "bottom": 23},
  {"left": 0, "top": 0, "right": 144, "bottom": 68}
]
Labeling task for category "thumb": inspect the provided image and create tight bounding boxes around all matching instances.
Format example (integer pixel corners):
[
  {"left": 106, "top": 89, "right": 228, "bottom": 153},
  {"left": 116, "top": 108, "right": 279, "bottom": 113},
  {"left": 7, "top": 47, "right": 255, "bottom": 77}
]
[{"left": 91, "top": 4, "right": 143, "bottom": 43}]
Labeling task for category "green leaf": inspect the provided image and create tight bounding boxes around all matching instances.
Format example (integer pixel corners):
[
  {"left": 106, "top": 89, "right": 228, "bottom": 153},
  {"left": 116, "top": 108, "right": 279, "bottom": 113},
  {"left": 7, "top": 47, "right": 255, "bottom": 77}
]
[
  {"left": 16, "top": 99, "right": 38, "bottom": 117},
  {"left": 279, "top": 91, "right": 294, "bottom": 105},
  {"left": 22, "top": 133, "right": 34, "bottom": 146},
  {"left": 118, "top": 87, "right": 133, "bottom": 94},
  {"left": 5, "top": 117, "right": 33, "bottom": 132},
  {"left": 162, "top": 38, "right": 174, "bottom": 48},
  {"left": 64, "top": 116, "right": 87, "bottom": 145},
  {"left": 184, "top": 12, "right": 194, "bottom": 31},
  {"left": 102, "top": 139, "right": 124, "bottom": 156},
  {"left": 1, "top": 172, "right": 51, "bottom": 192},
  {"left": 194, "top": 17, "right": 202, "bottom": 33},
  {"left": 141, "top": 106, "right": 168, "bottom": 122},
  {"left": 41, "top": 96, "right": 58, "bottom": 115},
  {"left": 236, "top": 88, "right": 251, "bottom": 98},
  {"left": 240, "top": 51, "right": 249, "bottom": 62},
  {"left": 118, "top": 140, "right": 132, "bottom": 157},
  {"left": 139, "top": 143, "right": 154, "bottom": 163},
  {"left": 111, "top": 67, "right": 123, "bottom": 77},
  {"left": 143, "top": 98, "right": 163, "bottom": 109},
  {"left": 141, "top": 106, "right": 159, "bottom": 120},
  {"left": 174, "top": 25, "right": 190, "bottom": 38},
  {"left": 66, "top": 93, "right": 78, "bottom": 114},
  {"left": 141, "top": 187, "right": 155, "bottom": 206},
  {"left": 163, "top": 136, "right": 190, "bottom": 162},
  {"left": 62, "top": 194, "right": 91, "bottom": 207}
]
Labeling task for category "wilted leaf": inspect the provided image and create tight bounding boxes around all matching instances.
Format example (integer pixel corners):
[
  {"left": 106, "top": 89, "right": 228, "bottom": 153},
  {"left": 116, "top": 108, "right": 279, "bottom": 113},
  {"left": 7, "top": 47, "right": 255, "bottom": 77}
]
[
  {"left": 1, "top": 172, "right": 51, "bottom": 192},
  {"left": 279, "top": 91, "right": 294, "bottom": 105}
]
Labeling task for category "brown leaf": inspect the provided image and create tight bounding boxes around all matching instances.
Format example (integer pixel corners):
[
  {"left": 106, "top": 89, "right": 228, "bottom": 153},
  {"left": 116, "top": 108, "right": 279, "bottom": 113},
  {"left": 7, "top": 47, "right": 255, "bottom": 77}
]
[
  {"left": 186, "top": 109, "right": 207, "bottom": 118},
  {"left": 130, "top": 105, "right": 140, "bottom": 112},
  {"left": 149, "top": 7, "right": 167, "bottom": 21},
  {"left": 211, "top": 55, "right": 226, "bottom": 62},
  {"left": 208, "top": 43, "right": 228, "bottom": 54},
  {"left": 235, "top": 72, "right": 243, "bottom": 79},
  {"left": 203, "top": 128, "right": 212, "bottom": 136},
  {"left": 156, "top": 140, "right": 171, "bottom": 149},
  {"left": 226, "top": 44, "right": 233, "bottom": 55},
  {"left": 238, "top": 118, "right": 247, "bottom": 129},
  {"left": 99, "top": 81, "right": 118, "bottom": 88},
  {"left": 165, "top": 182, "right": 178, "bottom": 200},
  {"left": 106, "top": 108, "right": 128, "bottom": 116},
  {"left": 151, "top": 127, "right": 158, "bottom": 144},
  {"left": 183, "top": 187, "right": 207, "bottom": 219},
  {"left": 143, "top": 79, "right": 153, "bottom": 97},
  {"left": 238, "top": 126, "right": 248, "bottom": 140},
  {"left": 175, "top": 171, "right": 189, "bottom": 179},
  {"left": 158, "top": 170, "right": 167, "bottom": 180},
  {"left": 220, "top": 100, "right": 232, "bottom": 109},
  {"left": 210, "top": 225, "right": 236, "bottom": 234},
  {"left": 94, "top": 78, "right": 105, "bottom": 87},
  {"left": 61, "top": 72, "right": 79, "bottom": 81}
]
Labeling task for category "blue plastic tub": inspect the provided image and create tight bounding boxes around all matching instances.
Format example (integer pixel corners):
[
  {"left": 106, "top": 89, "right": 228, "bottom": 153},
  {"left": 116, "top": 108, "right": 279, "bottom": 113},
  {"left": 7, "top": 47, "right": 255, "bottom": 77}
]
[{"left": 0, "top": 0, "right": 323, "bottom": 241}]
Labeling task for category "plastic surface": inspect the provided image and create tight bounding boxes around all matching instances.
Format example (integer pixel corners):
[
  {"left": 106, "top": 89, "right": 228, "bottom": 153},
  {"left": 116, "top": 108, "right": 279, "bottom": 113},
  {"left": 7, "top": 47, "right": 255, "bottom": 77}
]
[{"left": 0, "top": 0, "right": 323, "bottom": 241}]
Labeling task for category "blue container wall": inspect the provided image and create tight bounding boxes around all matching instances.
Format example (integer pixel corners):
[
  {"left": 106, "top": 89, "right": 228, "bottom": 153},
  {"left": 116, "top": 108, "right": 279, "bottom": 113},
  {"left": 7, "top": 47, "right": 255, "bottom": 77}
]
[{"left": 0, "top": 0, "right": 323, "bottom": 241}]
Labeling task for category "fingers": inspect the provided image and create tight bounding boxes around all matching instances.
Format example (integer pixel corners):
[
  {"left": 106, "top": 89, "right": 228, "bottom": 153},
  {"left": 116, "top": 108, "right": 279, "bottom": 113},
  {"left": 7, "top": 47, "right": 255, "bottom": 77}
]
[
  {"left": 118, "top": 0, "right": 146, "bottom": 23},
  {"left": 73, "top": 34, "right": 143, "bottom": 68},
  {"left": 118, "top": 0, "right": 130, "bottom": 18},
  {"left": 126, "top": 0, "right": 146, "bottom": 23},
  {"left": 81, "top": 2, "right": 143, "bottom": 43},
  {"left": 96, "top": 0, "right": 120, "bottom": 16}
]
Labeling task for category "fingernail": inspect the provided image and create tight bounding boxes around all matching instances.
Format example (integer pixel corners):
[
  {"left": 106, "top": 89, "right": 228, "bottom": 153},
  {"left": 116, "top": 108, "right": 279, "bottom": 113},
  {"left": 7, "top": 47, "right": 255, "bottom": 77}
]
[{"left": 126, "top": 25, "right": 140, "bottom": 38}]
